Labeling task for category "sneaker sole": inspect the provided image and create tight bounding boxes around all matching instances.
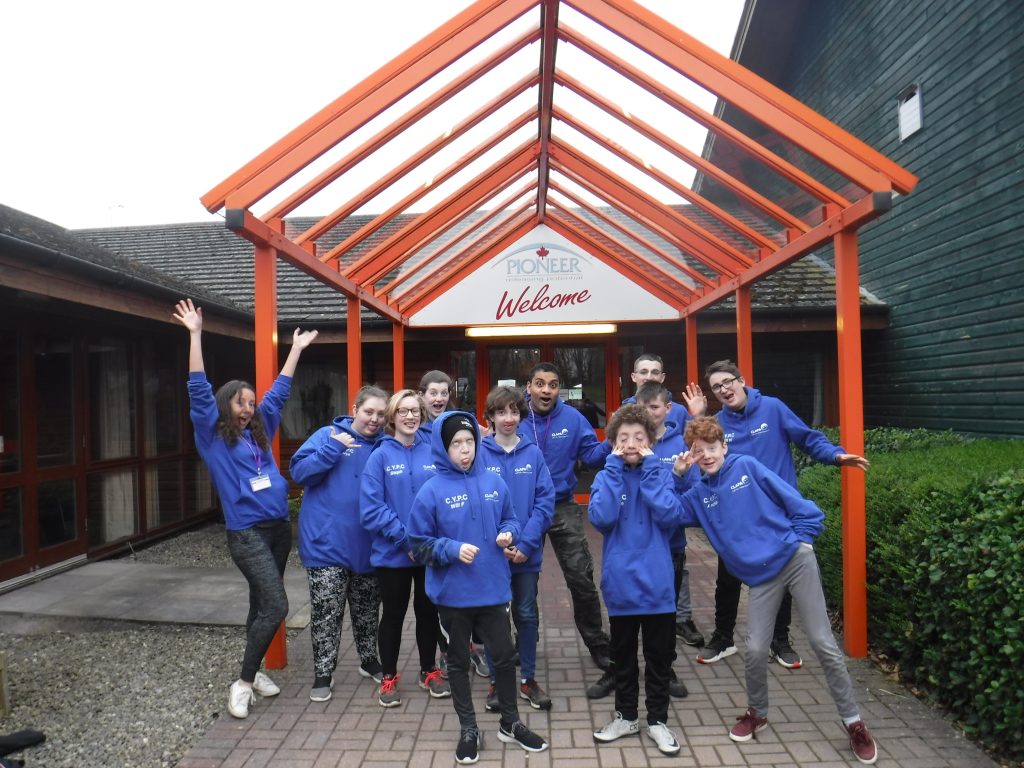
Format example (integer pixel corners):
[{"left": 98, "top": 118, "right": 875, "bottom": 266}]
[
  {"left": 770, "top": 652, "right": 803, "bottom": 669},
  {"left": 519, "top": 691, "right": 552, "bottom": 710},
  {"left": 253, "top": 687, "right": 280, "bottom": 697},
  {"left": 647, "top": 733, "right": 681, "bottom": 755},
  {"left": 696, "top": 645, "right": 738, "bottom": 664},
  {"left": 496, "top": 730, "right": 549, "bottom": 753},
  {"left": 729, "top": 722, "right": 768, "bottom": 742},
  {"left": 309, "top": 691, "right": 332, "bottom": 702},
  {"left": 378, "top": 697, "right": 402, "bottom": 708},
  {"left": 593, "top": 727, "right": 639, "bottom": 743},
  {"left": 359, "top": 667, "right": 384, "bottom": 682}
]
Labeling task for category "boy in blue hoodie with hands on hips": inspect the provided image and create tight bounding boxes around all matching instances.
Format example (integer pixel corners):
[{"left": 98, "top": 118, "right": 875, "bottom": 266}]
[
  {"left": 675, "top": 417, "right": 878, "bottom": 765},
  {"left": 408, "top": 412, "right": 549, "bottom": 765},
  {"left": 588, "top": 404, "right": 685, "bottom": 756}
]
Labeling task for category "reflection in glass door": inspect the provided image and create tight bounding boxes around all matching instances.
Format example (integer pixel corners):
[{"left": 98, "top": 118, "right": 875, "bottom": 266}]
[
  {"left": 554, "top": 345, "right": 607, "bottom": 429},
  {"left": 488, "top": 347, "right": 541, "bottom": 391}
]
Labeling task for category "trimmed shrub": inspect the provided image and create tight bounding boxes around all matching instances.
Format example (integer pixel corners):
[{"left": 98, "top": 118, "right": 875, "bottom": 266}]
[{"left": 799, "top": 437, "right": 1024, "bottom": 759}]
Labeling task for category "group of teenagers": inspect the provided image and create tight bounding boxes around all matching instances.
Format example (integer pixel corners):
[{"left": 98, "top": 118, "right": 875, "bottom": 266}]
[{"left": 174, "top": 298, "right": 880, "bottom": 765}]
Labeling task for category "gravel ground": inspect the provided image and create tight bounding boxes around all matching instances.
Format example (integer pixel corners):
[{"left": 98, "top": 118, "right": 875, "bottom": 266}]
[{"left": 0, "top": 522, "right": 301, "bottom": 768}]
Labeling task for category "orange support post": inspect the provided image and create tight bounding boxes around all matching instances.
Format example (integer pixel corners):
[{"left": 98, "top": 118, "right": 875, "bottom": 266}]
[
  {"left": 735, "top": 285, "right": 753, "bottom": 386},
  {"left": 392, "top": 322, "right": 405, "bottom": 392},
  {"left": 254, "top": 244, "right": 288, "bottom": 670},
  {"left": 685, "top": 314, "right": 698, "bottom": 386},
  {"left": 834, "top": 229, "right": 868, "bottom": 657},
  {"left": 348, "top": 297, "right": 363, "bottom": 407}
]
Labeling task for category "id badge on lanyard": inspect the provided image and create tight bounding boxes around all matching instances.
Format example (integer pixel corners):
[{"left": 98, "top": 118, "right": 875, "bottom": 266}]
[{"left": 245, "top": 435, "right": 271, "bottom": 492}]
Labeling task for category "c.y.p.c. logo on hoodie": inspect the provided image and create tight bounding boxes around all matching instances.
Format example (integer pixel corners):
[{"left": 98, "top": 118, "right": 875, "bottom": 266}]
[{"left": 445, "top": 493, "right": 468, "bottom": 509}]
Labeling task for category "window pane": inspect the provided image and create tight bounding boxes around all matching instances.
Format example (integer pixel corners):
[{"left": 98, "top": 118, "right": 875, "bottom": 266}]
[
  {"left": 554, "top": 346, "right": 607, "bottom": 428},
  {"left": 38, "top": 478, "right": 77, "bottom": 549},
  {"left": 280, "top": 362, "right": 346, "bottom": 440},
  {"left": 489, "top": 347, "right": 541, "bottom": 389},
  {"left": 89, "top": 338, "right": 136, "bottom": 460},
  {"left": 183, "top": 457, "right": 214, "bottom": 518},
  {"left": 87, "top": 469, "right": 138, "bottom": 546},
  {"left": 0, "top": 487, "right": 23, "bottom": 561},
  {"left": 0, "top": 339, "right": 19, "bottom": 473},
  {"left": 146, "top": 462, "right": 182, "bottom": 529},
  {"left": 142, "top": 341, "right": 180, "bottom": 456},
  {"left": 35, "top": 337, "right": 75, "bottom": 468}
]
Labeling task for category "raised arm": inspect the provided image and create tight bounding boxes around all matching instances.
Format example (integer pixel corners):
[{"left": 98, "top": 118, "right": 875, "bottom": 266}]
[
  {"left": 172, "top": 299, "right": 205, "bottom": 373},
  {"left": 280, "top": 327, "right": 319, "bottom": 379}
]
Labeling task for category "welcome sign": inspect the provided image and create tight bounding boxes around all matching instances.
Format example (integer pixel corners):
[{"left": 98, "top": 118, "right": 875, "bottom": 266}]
[{"left": 409, "top": 224, "right": 679, "bottom": 326}]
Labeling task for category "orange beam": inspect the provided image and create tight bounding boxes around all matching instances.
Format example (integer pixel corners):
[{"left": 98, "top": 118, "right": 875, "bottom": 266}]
[
  {"left": 559, "top": 25, "right": 849, "bottom": 208},
  {"left": 568, "top": 0, "right": 909, "bottom": 194},
  {"left": 224, "top": 209, "right": 403, "bottom": 324},
  {"left": 205, "top": 0, "right": 538, "bottom": 212},
  {"left": 556, "top": 71, "right": 807, "bottom": 234},
  {"left": 266, "top": 28, "right": 541, "bottom": 224},
  {"left": 253, "top": 243, "right": 287, "bottom": 670},
  {"left": 392, "top": 322, "right": 405, "bottom": 391},
  {"left": 835, "top": 228, "right": 868, "bottom": 657},
  {"left": 400, "top": 217, "right": 537, "bottom": 317},
  {"left": 383, "top": 181, "right": 535, "bottom": 299},
  {"left": 301, "top": 73, "right": 538, "bottom": 248},
  {"left": 546, "top": 202, "right": 692, "bottom": 306},
  {"left": 549, "top": 141, "right": 748, "bottom": 276},
  {"left": 536, "top": 0, "right": 559, "bottom": 220},
  {"left": 324, "top": 109, "right": 535, "bottom": 266},
  {"left": 347, "top": 296, "right": 363, "bottom": 406},
  {"left": 344, "top": 144, "right": 537, "bottom": 285},
  {"left": 395, "top": 199, "right": 535, "bottom": 305},
  {"left": 545, "top": 209, "right": 688, "bottom": 311},
  {"left": 681, "top": 191, "right": 892, "bottom": 316},
  {"left": 685, "top": 314, "right": 698, "bottom": 385},
  {"left": 553, "top": 106, "right": 774, "bottom": 252},
  {"left": 736, "top": 285, "right": 753, "bottom": 386},
  {"left": 548, "top": 182, "right": 712, "bottom": 290}
]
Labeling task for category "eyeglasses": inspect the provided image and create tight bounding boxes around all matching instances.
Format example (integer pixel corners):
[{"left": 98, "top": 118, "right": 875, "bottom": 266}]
[
  {"left": 710, "top": 376, "right": 740, "bottom": 393},
  {"left": 395, "top": 407, "right": 420, "bottom": 417}
]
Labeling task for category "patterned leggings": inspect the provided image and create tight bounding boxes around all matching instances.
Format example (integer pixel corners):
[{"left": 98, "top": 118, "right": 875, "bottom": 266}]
[{"left": 307, "top": 566, "right": 380, "bottom": 677}]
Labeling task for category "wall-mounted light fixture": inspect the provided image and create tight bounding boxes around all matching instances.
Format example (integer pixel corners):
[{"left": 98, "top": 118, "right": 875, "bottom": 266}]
[
  {"left": 898, "top": 83, "right": 923, "bottom": 141},
  {"left": 465, "top": 323, "right": 618, "bottom": 338}
]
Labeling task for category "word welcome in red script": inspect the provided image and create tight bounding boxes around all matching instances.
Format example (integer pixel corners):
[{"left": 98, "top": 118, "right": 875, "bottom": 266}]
[{"left": 495, "top": 283, "right": 591, "bottom": 320}]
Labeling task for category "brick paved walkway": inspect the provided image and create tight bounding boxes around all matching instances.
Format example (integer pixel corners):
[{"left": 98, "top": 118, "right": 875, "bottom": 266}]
[{"left": 177, "top": 528, "right": 993, "bottom": 768}]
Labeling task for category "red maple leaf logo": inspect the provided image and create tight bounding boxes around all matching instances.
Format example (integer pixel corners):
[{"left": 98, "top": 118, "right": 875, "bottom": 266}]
[{"left": 536, "top": 246, "right": 549, "bottom": 258}]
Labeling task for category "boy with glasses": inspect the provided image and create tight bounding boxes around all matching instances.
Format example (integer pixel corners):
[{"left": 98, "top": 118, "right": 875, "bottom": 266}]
[{"left": 698, "top": 360, "right": 869, "bottom": 669}]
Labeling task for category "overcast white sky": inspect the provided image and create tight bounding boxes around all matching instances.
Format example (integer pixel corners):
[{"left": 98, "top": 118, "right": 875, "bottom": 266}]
[{"left": 2, "top": 0, "right": 743, "bottom": 230}]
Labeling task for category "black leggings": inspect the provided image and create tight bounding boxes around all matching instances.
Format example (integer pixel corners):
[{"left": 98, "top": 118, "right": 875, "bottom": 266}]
[{"left": 376, "top": 565, "right": 447, "bottom": 676}]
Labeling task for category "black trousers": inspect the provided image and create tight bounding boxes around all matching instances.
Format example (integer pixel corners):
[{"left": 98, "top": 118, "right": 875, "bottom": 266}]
[
  {"left": 609, "top": 612, "right": 675, "bottom": 725},
  {"left": 377, "top": 565, "right": 448, "bottom": 676},
  {"left": 438, "top": 604, "right": 518, "bottom": 731},
  {"left": 715, "top": 556, "right": 792, "bottom": 643}
]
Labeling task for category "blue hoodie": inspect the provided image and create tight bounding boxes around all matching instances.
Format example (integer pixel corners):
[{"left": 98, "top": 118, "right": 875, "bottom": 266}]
[
  {"left": 187, "top": 372, "right": 291, "bottom": 531},
  {"left": 717, "top": 387, "right": 845, "bottom": 487},
  {"left": 407, "top": 412, "right": 521, "bottom": 608},
  {"left": 360, "top": 431, "right": 437, "bottom": 569},
  {"left": 678, "top": 453, "right": 824, "bottom": 586},
  {"left": 478, "top": 432, "right": 555, "bottom": 573},
  {"left": 290, "top": 416, "right": 381, "bottom": 572},
  {"left": 523, "top": 397, "right": 611, "bottom": 501},
  {"left": 588, "top": 454, "right": 686, "bottom": 616},
  {"left": 649, "top": 418, "right": 695, "bottom": 553}
]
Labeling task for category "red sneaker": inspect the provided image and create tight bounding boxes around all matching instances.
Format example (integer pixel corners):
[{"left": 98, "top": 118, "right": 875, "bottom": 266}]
[
  {"left": 846, "top": 720, "right": 878, "bottom": 765},
  {"left": 729, "top": 708, "right": 768, "bottom": 742}
]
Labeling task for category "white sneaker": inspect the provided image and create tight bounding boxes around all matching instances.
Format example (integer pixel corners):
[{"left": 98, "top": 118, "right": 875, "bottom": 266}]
[
  {"left": 252, "top": 671, "right": 280, "bottom": 697},
  {"left": 593, "top": 712, "right": 640, "bottom": 742},
  {"left": 228, "top": 681, "right": 254, "bottom": 718},
  {"left": 646, "top": 722, "right": 681, "bottom": 755}
]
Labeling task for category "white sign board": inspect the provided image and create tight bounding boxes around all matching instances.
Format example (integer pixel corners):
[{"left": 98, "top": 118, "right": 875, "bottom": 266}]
[{"left": 409, "top": 225, "right": 680, "bottom": 327}]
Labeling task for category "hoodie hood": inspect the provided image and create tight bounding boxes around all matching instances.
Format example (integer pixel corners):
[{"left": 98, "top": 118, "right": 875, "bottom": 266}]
[{"left": 430, "top": 410, "right": 482, "bottom": 476}]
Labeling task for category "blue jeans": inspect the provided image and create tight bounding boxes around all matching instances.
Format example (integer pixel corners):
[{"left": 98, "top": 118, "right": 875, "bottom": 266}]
[{"left": 486, "top": 571, "right": 541, "bottom": 680}]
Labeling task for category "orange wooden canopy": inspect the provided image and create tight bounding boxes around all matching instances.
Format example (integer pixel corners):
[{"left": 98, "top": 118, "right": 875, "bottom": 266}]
[{"left": 201, "top": 0, "right": 916, "bottom": 663}]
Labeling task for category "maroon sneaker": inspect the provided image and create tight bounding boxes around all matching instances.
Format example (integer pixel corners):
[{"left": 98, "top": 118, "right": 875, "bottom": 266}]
[
  {"left": 729, "top": 708, "right": 768, "bottom": 742},
  {"left": 846, "top": 720, "right": 878, "bottom": 765}
]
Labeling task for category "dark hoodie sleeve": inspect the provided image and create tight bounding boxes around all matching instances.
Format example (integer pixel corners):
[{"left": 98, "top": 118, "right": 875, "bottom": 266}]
[
  {"left": 779, "top": 400, "right": 844, "bottom": 464},
  {"left": 588, "top": 455, "right": 626, "bottom": 533},
  {"left": 289, "top": 426, "right": 343, "bottom": 487},
  {"left": 751, "top": 459, "right": 825, "bottom": 542},
  {"left": 407, "top": 486, "right": 461, "bottom": 567},
  {"left": 639, "top": 456, "right": 686, "bottom": 530},
  {"left": 513, "top": 460, "right": 555, "bottom": 559},
  {"left": 359, "top": 449, "right": 411, "bottom": 552}
]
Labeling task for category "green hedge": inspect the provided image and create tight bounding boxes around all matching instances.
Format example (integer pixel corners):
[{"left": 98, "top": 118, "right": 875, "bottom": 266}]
[{"left": 798, "top": 435, "right": 1024, "bottom": 759}]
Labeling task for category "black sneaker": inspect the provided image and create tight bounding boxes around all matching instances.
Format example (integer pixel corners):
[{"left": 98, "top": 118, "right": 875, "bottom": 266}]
[
  {"left": 586, "top": 668, "right": 615, "bottom": 699},
  {"left": 668, "top": 668, "right": 688, "bottom": 699},
  {"left": 485, "top": 682, "right": 499, "bottom": 712},
  {"left": 696, "top": 633, "right": 738, "bottom": 664},
  {"left": 456, "top": 727, "right": 481, "bottom": 764},
  {"left": 497, "top": 720, "right": 549, "bottom": 753},
  {"left": 359, "top": 658, "right": 383, "bottom": 682},
  {"left": 770, "top": 637, "right": 803, "bottom": 669},
  {"left": 589, "top": 647, "right": 611, "bottom": 670},
  {"left": 675, "top": 620, "right": 705, "bottom": 647}
]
